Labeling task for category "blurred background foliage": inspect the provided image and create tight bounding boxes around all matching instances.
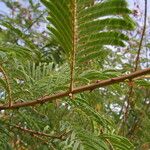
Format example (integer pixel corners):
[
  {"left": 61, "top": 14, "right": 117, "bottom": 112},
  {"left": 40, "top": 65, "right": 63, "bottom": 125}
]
[{"left": 0, "top": 0, "right": 150, "bottom": 149}]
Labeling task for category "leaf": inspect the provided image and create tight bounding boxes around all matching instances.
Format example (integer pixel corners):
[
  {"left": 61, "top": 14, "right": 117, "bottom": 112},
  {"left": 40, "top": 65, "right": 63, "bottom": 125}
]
[
  {"left": 73, "top": 129, "right": 109, "bottom": 150},
  {"left": 0, "top": 78, "right": 8, "bottom": 91},
  {"left": 42, "top": 0, "right": 135, "bottom": 65},
  {"left": 100, "top": 134, "right": 135, "bottom": 150},
  {"left": 79, "top": 70, "right": 121, "bottom": 80},
  {"left": 135, "top": 79, "right": 150, "bottom": 87},
  {"left": 72, "top": 97, "right": 114, "bottom": 130}
]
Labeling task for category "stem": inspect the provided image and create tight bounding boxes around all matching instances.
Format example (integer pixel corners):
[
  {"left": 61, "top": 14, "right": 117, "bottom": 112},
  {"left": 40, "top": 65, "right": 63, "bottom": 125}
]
[
  {"left": 0, "top": 65, "right": 12, "bottom": 107},
  {"left": 70, "top": 0, "right": 77, "bottom": 95},
  {"left": 134, "top": 0, "right": 147, "bottom": 71},
  {"left": 118, "top": 85, "right": 133, "bottom": 135},
  {"left": 119, "top": 0, "right": 147, "bottom": 134},
  {"left": 32, "top": 134, "right": 49, "bottom": 145},
  {"left": 12, "top": 125, "right": 64, "bottom": 140},
  {"left": 0, "top": 68, "right": 149, "bottom": 110},
  {"left": 106, "top": 139, "right": 115, "bottom": 150}
]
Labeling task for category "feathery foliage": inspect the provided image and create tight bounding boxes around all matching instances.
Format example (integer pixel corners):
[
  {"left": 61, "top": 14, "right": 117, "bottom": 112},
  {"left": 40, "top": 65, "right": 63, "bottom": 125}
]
[{"left": 0, "top": 0, "right": 149, "bottom": 149}]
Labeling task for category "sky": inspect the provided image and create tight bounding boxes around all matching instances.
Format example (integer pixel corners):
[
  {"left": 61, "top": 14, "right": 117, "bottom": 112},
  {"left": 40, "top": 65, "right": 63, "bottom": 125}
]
[
  {"left": 0, "top": 0, "right": 44, "bottom": 15},
  {"left": 0, "top": 0, "right": 150, "bottom": 15},
  {"left": 0, "top": 2, "right": 9, "bottom": 15}
]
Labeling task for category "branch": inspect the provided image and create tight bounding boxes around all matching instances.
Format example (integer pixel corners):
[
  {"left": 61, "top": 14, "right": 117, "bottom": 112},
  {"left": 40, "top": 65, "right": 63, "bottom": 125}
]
[
  {"left": 12, "top": 125, "right": 65, "bottom": 140},
  {"left": 120, "top": 0, "right": 148, "bottom": 135},
  {"left": 0, "top": 65, "right": 12, "bottom": 107},
  {"left": 0, "top": 68, "right": 149, "bottom": 110},
  {"left": 134, "top": 0, "right": 147, "bottom": 71}
]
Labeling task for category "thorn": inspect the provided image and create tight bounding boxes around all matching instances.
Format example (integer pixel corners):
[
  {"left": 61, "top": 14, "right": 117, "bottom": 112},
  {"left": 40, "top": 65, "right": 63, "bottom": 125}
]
[{"left": 69, "top": 93, "right": 73, "bottom": 99}]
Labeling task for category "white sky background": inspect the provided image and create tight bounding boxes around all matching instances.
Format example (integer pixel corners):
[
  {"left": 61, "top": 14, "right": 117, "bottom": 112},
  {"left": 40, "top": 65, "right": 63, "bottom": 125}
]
[{"left": 0, "top": 0, "right": 150, "bottom": 15}]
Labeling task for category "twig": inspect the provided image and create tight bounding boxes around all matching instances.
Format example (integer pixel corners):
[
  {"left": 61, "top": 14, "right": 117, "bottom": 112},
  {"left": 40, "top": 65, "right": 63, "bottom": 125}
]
[
  {"left": 123, "top": 85, "right": 133, "bottom": 127},
  {"left": 134, "top": 0, "right": 147, "bottom": 71},
  {"left": 106, "top": 139, "right": 115, "bottom": 150},
  {"left": 0, "top": 65, "right": 12, "bottom": 107},
  {"left": 12, "top": 125, "right": 65, "bottom": 140},
  {"left": 0, "top": 68, "right": 149, "bottom": 110},
  {"left": 118, "top": 85, "right": 134, "bottom": 135},
  {"left": 32, "top": 134, "right": 49, "bottom": 145},
  {"left": 13, "top": 11, "right": 47, "bottom": 44},
  {"left": 24, "top": 10, "right": 47, "bottom": 33},
  {"left": 119, "top": 0, "right": 147, "bottom": 134}
]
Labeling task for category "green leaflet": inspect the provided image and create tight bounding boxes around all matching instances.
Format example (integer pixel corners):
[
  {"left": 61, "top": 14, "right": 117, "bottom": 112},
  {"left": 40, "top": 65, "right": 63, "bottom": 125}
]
[
  {"left": 42, "top": 0, "right": 135, "bottom": 64},
  {"left": 77, "top": 51, "right": 107, "bottom": 63},
  {"left": 78, "top": 18, "right": 135, "bottom": 35},
  {"left": 0, "top": 44, "right": 33, "bottom": 61},
  {"left": 72, "top": 97, "right": 114, "bottom": 130},
  {"left": 0, "top": 121, "right": 12, "bottom": 150},
  {"left": 79, "top": 70, "right": 121, "bottom": 80},
  {"left": 100, "top": 134, "right": 135, "bottom": 150},
  {"left": 75, "top": 130, "right": 109, "bottom": 150},
  {"left": 0, "top": 21, "right": 40, "bottom": 53},
  {"left": 69, "top": 128, "right": 134, "bottom": 150},
  {"left": 41, "top": 0, "right": 72, "bottom": 55},
  {"left": 0, "top": 78, "right": 8, "bottom": 92},
  {"left": 79, "top": 32, "right": 129, "bottom": 44},
  {"left": 135, "top": 79, "right": 150, "bottom": 87}
]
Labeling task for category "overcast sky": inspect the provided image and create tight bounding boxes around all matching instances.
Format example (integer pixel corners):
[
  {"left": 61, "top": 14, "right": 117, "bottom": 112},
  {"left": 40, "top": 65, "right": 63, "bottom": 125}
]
[{"left": 0, "top": 0, "right": 150, "bottom": 15}]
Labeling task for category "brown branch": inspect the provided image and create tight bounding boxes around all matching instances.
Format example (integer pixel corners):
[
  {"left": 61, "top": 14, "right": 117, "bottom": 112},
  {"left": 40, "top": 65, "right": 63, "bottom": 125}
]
[
  {"left": 0, "top": 65, "right": 12, "bottom": 107},
  {"left": 119, "top": 1, "right": 148, "bottom": 135},
  {"left": 120, "top": 0, "right": 148, "bottom": 135},
  {"left": 0, "top": 68, "right": 149, "bottom": 110},
  {"left": 134, "top": 0, "right": 147, "bottom": 71},
  {"left": 12, "top": 125, "right": 64, "bottom": 140}
]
